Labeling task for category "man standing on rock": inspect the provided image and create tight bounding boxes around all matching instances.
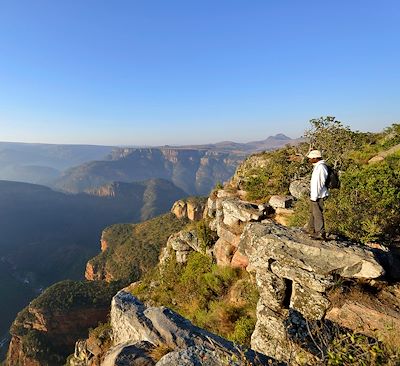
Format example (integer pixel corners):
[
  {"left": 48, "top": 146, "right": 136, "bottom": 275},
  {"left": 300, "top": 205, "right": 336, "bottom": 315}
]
[{"left": 306, "top": 150, "right": 328, "bottom": 240}]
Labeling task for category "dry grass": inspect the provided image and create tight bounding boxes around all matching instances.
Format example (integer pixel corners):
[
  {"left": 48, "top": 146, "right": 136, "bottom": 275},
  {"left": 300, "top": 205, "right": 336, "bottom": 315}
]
[{"left": 149, "top": 343, "right": 175, "bottom": 361}]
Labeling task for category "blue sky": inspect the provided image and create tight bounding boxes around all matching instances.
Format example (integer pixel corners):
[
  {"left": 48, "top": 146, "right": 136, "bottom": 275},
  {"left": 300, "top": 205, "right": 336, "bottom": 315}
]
[{"left": 0, "top": 0, "right": 399, "bottom": 145}]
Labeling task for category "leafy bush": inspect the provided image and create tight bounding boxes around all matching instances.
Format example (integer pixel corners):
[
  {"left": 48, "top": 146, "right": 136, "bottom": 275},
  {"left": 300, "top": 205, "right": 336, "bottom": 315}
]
[
  {"left": 30, "top": 279, "right": 121, "bottom": 312},
  {"left": 230, "top": 316, "right": 257, "bottom": 345},
  {"left": 243, "top": 146, "right": 307, "bottom": 202},
  {"left": 325, "top": 156, "right": 400, "bottom": 243},
  {"left": 304, "top": 116, "right": 361, "bottom": 169},
  {"left": 381, "top": 123, "right": 400, "bottom": 149}
]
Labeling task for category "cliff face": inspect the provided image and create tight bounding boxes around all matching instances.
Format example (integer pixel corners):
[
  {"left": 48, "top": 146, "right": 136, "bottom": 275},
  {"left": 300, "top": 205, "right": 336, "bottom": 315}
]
[
  {"left": 7, "top": 307, "right": 109, "bottom": 366},
  {"left": 54, "top": 148, "right": 242, "bottom": 195},
  {"left": 6, "top": 280, "right": 118, "bottom": 365}
]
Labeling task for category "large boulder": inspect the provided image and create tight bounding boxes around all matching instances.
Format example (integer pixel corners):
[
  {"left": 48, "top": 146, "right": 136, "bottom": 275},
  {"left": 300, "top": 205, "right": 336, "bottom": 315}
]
[
  {"left": 108, "top": 290, "right": 278, "bottom": 366},
  {"left": 239, "top": 222, "right": 384, "bottom": 279},
  {"left": 289, "top": 179, "right": 309, "bottom": 199},
  {"left": 171, "top": 200, "right": 187, "bottom": 219},
  {"left": 236, "top": 221, "right": 386, "bottom": 362},
  {"left": 171, "top": 198, "right": 206, "bottom": 221},
  {"left": 221, "top": 199, "right": 265, "bottom": 226},
  {"left": 268, "top": 195, "right": 293, "bottom": 209}
]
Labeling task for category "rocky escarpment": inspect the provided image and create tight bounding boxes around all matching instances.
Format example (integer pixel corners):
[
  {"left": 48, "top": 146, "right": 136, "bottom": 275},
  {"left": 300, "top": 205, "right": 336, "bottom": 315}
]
[
  {"left": 160, "top": 187, "right": 399, "bottom": 364},
  {"left": 69, "top": 290, "right": 279, "bottom": 366},
  {"left": 54, "top": 148, "right": 243, "bottom": 195},
  {"left": 7, "top": 280, "right": 118, "bottom": 366}
]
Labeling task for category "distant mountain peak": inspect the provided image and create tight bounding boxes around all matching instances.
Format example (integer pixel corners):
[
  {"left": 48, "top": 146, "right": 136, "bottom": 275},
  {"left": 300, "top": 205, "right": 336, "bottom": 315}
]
[{"left": 271, "top": 133, "right": 291, "bottom": 140}]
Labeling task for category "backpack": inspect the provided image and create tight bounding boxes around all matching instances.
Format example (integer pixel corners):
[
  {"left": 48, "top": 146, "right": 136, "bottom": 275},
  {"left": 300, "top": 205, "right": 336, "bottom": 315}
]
[{"left": 325, "top": 165, "right": 340, "bottom": 189}]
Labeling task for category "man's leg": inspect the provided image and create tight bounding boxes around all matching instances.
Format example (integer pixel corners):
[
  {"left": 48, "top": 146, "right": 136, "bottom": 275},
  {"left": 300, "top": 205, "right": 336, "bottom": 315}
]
[
  {"left": 312, "top": 198, "right": 325, "bottom": 236},
  {"left": 307, "top": 200, "right": 315, "bottom": 233}
]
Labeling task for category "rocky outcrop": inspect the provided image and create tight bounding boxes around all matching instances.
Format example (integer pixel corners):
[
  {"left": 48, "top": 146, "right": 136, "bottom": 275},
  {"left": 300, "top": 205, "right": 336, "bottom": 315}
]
[
  {"left": 6, "top": 336, "right": 41, "bottom": 366},
  {"left": 7, "top": 280, "right": 117, "bottom": 366},
  {"left": 159, "top": 228, "right": 209, "bottom": 265},
  {"left": 97, "top": 290, "right": 279, "bottom": 366},
  {"left": 368, "top": 143, "right": 400, "bottom": 164},
  {"left": 205, "top": 190, "right": 271, "bottom": 267},
  {"left": 268, "top": 195, "right": 293, "bottom": 209},
  {"left": 171, "top": 198, "right": 206, "bottom": 221},
  {"left": 326, "top": 284, "right": 400, "bottom": 348},
  {"left": 171, "top": 200, "right": 187, "bottom": 219},
  {"left": 85, "top": 261, "right": 113, "bottom": 282},
  {"left": 237, "top": 221, "right": 385, "bottom": 362},
  {"left": 289, "top": 179, "right": 309, "bottom": 199},
  {"left": 7, "top": 306, "right": 109, "bottom": 365}
]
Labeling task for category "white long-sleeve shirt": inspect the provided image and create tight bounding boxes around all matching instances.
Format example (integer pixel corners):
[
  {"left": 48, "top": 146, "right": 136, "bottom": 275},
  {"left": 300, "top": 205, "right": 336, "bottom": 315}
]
[{"left": 310, "top": 160, "right": 329, "bottom": 201}]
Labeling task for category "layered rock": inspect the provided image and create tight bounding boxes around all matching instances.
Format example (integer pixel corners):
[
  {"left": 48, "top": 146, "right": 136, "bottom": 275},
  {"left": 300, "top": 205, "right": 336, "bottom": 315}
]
[
  {"left": 326, "top": 284, "right": 400, "bottom": 348},
  {"left": 237, "top": 221, "right": 385, "bottom": 362},
  {"left": 206, "top": 190, "right": 270, "bottom": 267},
  {"left": 54, "top": 148, "right": 242, "bottom": 196},
  {"left": 97, "top": 290, "right": 279, "bottom": 366}
]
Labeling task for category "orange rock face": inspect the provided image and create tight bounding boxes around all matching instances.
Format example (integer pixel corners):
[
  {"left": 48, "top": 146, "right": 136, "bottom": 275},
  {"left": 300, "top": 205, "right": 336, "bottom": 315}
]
[
  {"left": 230, "top": 250, "right": 249, "bottom": 269},
  {"left": 85, "top": 261, "right": 113, "bottom": 282},
  {"left": 6, "top": 337, "right": 41, "bottom": 366},
  {"left": 101, "top": 237, "right": 109, "bottom": 252},
  {"left": 326, "top": 298, "right": 400, "bottom": 348}
]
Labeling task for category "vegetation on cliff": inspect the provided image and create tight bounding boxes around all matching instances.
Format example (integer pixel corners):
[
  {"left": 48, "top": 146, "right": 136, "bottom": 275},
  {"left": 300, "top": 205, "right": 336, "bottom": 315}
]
[
  {"left": 88, "top": 213, "right": 189, "bottom": 282},
  {"left": 9, "top": 280, "right": 120, "bottom": 365},
  {"left": 132, "top": 252, "right": 259, "bottom": 347},
  {"left": 240, "top": 119, "right": 400, "bottom": 244}
]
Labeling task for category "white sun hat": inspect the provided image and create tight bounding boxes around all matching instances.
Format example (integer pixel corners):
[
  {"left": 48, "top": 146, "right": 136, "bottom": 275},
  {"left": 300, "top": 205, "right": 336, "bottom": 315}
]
[{"left": 307, "top": 150, "right": 322, "bottom": 159}]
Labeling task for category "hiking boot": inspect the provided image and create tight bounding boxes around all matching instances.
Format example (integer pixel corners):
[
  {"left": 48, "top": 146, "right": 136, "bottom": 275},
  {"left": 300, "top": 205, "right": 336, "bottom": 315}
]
[
  {"left": 309, "top": 232, "right": 326, "bottom": 241},
  {"left": 301, "top": 228, "right": 314, "bottom": 235}
]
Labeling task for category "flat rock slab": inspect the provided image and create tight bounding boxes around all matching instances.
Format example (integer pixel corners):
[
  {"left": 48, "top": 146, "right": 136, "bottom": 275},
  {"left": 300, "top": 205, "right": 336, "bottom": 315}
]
[{"left": 239, "top": 222, "right": 384, "bottom": 279}]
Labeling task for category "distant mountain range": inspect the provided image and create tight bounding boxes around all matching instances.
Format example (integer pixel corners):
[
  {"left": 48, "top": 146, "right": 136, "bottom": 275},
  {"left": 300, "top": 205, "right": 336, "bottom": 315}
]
[
  {"left": 178, "top": 133, "right": 301, "bottom": 152},
  {"left": 0, "top": 134, "right": 301, "bottom": 191}
]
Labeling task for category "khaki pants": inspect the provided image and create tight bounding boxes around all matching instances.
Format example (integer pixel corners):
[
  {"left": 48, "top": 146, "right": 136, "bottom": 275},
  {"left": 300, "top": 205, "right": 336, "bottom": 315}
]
[{"left": 308, "top": 198, "right": 325, "bottom": 234}]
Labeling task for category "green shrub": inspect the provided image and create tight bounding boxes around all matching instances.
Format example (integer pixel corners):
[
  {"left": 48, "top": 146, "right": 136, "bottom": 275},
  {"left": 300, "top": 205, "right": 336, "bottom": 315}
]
[
  {"left": 325, "top": 157, "right": 400, "bottom": 243},
  {"left": 243, "top": 146, "right": 307, "bottom": 202},
  {"left": 196, "top": 219, "right": 219, "bottom": 252},
  {"left": 230, "top": 316, "right": 257, "bottom": 345},
  {"left": 131, "top": 252, "right": 258, "bottom": 347},
  {"left": 89, "top": 213, "right": 188, "bottom": 282}
]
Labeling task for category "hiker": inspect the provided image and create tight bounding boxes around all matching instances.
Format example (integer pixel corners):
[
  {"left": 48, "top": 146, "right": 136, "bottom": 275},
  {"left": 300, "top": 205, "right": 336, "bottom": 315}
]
[{"left": 306, "top": 150, "right": 328, "bottom": 240}]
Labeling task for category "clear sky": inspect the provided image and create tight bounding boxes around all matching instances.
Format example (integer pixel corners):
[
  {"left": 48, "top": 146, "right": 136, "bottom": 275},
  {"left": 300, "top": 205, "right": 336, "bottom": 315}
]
[{"left": 0, "top": 0, "right": 399, "bottom": 146}]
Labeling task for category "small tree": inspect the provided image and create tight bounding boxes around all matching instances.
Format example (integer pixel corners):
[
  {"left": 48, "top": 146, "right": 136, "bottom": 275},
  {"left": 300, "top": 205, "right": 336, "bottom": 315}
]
[{"left": 304, "top": 116, "right": 358, "bottom": 169}]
